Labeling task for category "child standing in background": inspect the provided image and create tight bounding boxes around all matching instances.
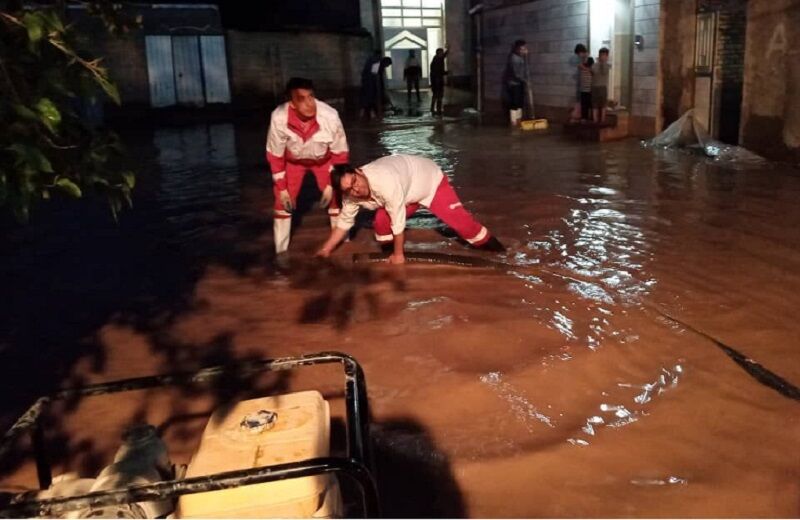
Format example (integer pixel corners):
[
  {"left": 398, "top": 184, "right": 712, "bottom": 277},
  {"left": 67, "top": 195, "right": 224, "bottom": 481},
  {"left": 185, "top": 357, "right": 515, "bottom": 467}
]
[
  {"left": 592, "top": 48, "right": 611, "bottom": 123},
  {"left": 579, "top": 57, "right": 594, "bottom": 122}
]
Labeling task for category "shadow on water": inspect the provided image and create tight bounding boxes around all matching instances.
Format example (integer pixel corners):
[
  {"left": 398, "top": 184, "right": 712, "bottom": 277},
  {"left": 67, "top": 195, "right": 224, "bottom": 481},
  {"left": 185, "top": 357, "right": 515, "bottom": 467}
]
[
  {"left": 0, "top": 120, "right": 288, "bottom": 481},
  {"left": 371, "top": 418, "right": 467, "bottom": 518},
  {"left": 292, "top": 258, "right": 408, "bottom": 331}
]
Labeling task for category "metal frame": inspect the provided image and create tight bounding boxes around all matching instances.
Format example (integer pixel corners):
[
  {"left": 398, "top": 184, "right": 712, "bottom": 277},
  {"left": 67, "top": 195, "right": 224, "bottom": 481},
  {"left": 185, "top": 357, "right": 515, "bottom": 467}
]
[{"left": 0, "top": 352, "right": 379, "bottom": 518}]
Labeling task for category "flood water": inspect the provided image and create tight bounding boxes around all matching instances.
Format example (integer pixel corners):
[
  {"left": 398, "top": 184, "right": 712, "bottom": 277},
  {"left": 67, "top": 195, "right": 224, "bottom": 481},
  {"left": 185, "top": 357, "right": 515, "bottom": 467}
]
[{"left": 1, "top": 113, "right": 799, "bottom": 517}]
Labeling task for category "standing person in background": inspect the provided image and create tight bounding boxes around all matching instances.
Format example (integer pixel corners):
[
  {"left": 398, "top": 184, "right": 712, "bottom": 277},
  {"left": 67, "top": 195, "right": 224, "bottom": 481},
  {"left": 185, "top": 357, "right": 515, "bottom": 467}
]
[
  {"left": 592, "top": 48, "right": 611, "bottom": 123},
  {"left": 503, "top": 39, "right": 528, "bottom": 126},
  {"left": 360, "top": 51, "right": 381, "bottom": 121},
  {"left": 379, "top": 56, "right": 393, "bottom": 114},
  {"left": 570, "top": 43, "right": 589, "bottom": 122},
  {"left": 265, "top": 78, "right": 349, "bottom": 255},
  {"left": 404, "top": 50, "right": 422, "bottom": 103},
  {"left": 429, "top": 45, "right": 449, "bottom": 116},
  {"left": 579, "top": 57, "right": 594, "bottom": 122}
]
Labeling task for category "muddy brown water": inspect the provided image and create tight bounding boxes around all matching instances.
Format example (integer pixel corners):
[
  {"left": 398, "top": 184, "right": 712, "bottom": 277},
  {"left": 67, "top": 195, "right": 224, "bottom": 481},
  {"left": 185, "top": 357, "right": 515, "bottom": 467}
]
[{"left": 0, "top": 116, "right": 799, "bottom": 517}]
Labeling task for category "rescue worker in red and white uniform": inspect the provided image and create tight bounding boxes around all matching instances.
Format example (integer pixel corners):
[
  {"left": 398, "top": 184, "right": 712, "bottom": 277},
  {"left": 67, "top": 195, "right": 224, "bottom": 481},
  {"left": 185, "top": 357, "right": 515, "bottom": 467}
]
[
  {"left": 316, "top": 154, "right": 505, "bottom": 264},
  {"left": 266, "top": 77, "right": 349, "bottom": 253}
]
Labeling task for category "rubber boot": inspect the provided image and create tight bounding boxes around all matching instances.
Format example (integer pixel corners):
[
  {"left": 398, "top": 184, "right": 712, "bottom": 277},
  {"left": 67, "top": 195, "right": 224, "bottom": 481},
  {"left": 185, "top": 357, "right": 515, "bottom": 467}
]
[
  {"left": 274, "top": 218, "right": 291, "bottom": 254},
  {"left": 477, "top": 236, "right": 506, "bottom": 252},
  {"left": 513, "top": 109, "right": 523, "bottom": 126}
]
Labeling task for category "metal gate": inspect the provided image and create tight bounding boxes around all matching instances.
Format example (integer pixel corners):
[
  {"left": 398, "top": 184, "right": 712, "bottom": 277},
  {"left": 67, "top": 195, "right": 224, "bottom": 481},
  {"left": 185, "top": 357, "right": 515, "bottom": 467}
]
[
  {"left": 172, "top": 36, "right": 205, "bottom": 107},
  {"left": 200, "top": 36, "right": 232, "bottom": 104},
  {"left": 145, "top": 36, "right": 177, "bottom": 107}
]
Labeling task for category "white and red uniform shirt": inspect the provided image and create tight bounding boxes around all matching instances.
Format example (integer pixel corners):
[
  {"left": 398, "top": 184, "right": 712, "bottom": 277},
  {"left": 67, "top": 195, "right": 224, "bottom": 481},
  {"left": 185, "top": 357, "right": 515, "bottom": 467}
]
[
  {"left": 337, "top": 155, "right": 445, "bottom": 235},
  {"left": 265, "top": 100, "right": 349, "bottom": 192}
]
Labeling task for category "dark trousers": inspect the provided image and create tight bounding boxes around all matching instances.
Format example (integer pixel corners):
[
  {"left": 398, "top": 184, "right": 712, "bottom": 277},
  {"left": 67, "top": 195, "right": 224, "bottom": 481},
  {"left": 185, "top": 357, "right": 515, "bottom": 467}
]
[
  {"left": 580, "top": 92, "right": 592, "bottom": 120},
  {"left": 431, "top": 79, "right": 444, "bottom": 113},
  {"left": 508, "top": 83, "right": 525, "bottom": 110},
  {"left": 407, "top": 77, "right": 420, "bottom": 101}
]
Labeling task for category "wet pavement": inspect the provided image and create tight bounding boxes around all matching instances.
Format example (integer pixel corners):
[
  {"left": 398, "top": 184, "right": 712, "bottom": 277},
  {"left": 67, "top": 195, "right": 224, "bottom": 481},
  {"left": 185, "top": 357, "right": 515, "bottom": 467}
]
[{"left": 1, "top": 113, "right": 799, "bottom": 517}]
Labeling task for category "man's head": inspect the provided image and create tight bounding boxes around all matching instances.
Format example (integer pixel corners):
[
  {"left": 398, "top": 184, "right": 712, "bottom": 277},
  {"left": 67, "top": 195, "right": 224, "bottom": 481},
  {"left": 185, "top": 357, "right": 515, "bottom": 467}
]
[
  {"left": 574, "top": 43, "right": 588, "bottom": 58},
  {"left": 286, "top": 77, "right": 316, "bottom": 120},
  {"left": 599, "top": 47, "right": 609, "bottom": 62},
  {"left": 513, "top": 39, "right": 528, "bottom": 56},
  {"left": 435, "top": 47, "right": 444, "bottom": 57},
  {"left": 332, "top": 164, "right": 371, "bottom": 200}
]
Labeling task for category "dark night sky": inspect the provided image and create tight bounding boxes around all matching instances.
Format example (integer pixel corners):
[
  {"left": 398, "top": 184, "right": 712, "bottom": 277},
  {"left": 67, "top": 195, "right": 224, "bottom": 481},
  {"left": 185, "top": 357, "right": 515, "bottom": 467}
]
[{"left": 211, "top": 0, "right": 362, "bottom": 31}]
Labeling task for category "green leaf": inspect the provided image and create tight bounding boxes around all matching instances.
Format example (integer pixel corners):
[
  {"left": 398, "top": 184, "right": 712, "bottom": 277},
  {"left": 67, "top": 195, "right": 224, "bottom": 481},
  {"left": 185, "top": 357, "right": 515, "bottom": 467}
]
[
  {"left": 35, "top": 97, "right": 61, "bottom": 133},
  {"left": 55, "top": 177, "right": 82, "bottom": 198},
  {"left": 13, "top": 104, "right": 39, "bottom": 122},
  {"left": 122, "top": 171, "right": 135, "bottom": 189},
  {"left": 22, "top": 12, "right": 44, "bottom": 44},
  {"left": 7, "top": 144, "right": 54, "bottom": 173}
]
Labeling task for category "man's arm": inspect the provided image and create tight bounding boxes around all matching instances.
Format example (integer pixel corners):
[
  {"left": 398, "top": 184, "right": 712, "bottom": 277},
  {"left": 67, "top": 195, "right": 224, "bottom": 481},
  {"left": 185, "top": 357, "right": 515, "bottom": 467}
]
[
  {"left": 266, "top": 113, "right": 288, "bottom": 192},
  {"left": 389, "top": 231, "right": 405, "bottom": 264},
  {"left": 316, "top": 227, "right": 349, "bottom": 257}
]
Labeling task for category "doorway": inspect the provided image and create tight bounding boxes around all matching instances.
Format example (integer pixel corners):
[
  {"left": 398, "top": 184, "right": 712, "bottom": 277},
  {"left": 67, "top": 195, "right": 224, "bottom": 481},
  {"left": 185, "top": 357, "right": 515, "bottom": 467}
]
[
  {"left": 378, "top": 0, "right": 445, "bottom": 89},
  {"left": 589, "top": 0, "right": 634, "bottom": 110}
]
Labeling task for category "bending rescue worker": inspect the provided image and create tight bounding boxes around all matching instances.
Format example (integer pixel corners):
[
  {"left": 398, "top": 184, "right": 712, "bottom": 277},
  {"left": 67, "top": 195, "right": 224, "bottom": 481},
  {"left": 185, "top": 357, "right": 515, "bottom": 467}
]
[{"left": 316, "top": 154, "right": 505, "bottom": 264}]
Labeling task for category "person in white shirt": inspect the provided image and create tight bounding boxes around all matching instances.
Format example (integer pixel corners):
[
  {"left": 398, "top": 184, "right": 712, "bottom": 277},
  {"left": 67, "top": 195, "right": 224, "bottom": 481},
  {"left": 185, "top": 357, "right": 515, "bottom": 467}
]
[
  {"left": 266, "top": 77, "right": 349, "bottom": 254},
  {"left": 316, "top": 154, "right": 505, "bottom": 264}
]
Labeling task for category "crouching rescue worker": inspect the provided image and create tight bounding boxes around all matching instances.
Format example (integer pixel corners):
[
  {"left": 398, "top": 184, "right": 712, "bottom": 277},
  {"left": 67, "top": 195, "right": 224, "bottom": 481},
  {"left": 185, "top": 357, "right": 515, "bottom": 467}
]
[
  {"left": 316, "top": 154, "right": 505, "bottom": 264},
  {"left": 266, "top": 77, "right": 349, "bottom": 254}
]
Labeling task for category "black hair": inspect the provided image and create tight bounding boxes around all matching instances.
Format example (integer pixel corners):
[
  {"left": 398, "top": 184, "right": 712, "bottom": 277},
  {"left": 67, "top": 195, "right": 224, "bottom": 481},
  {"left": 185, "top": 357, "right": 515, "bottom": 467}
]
[
  {"left": 331, "top": 163, "right": 358, "bottom": 204},
  {"left": 285, "top": 77, "right": 314, "bottom": 96},
  {"left": 574, "top": 43, "right": 587, "bottom": 54},
  {"left": 599, "top": 47, "right": 609, "bottom": 56},
  {"left": 512, "top": 39, "right": 526, "bottom": 53},
  {"left": 586, "top": 57, "right": 595, "bottom": 67}
]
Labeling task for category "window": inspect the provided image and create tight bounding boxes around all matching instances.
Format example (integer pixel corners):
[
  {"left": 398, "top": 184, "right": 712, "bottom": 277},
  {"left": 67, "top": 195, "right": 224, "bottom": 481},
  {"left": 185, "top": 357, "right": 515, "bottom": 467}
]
[
  {"left": 382, "top": 8, "right": 401, "bottom": 17},
  {"left": 695, "top": 12, "right": 716, "bottom": 74}
]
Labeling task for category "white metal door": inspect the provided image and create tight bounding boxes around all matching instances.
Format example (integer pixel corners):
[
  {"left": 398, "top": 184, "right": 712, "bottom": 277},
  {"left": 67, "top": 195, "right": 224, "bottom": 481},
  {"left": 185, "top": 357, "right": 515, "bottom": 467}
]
[
  {"left": 172, "top": 36, "right": 205, "bottom": 107},
  {"left": 145, "top": 36, "right": 176, "bottom": 107},
  {"left": 200, "top": 36, "right": 231, "bottom": 104}
]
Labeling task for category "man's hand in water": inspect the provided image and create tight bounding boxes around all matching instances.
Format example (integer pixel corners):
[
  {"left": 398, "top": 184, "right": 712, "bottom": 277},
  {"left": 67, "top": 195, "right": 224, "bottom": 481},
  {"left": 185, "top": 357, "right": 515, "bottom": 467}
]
[
  {"left": 388, "top": 253, "right": 405, "bottom": 265},
  {"left": 319, "top": 185, "right": 333, "bottom": 208},
  {"left": 279, "top": 190, "right": 293, "bottom": 212}
]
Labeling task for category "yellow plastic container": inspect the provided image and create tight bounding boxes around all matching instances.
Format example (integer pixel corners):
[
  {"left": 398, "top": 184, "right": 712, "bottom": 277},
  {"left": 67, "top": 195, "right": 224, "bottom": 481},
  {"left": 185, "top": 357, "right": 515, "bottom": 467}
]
[
  {"left": 520, "top": 118, "right": 549, "bottom": 131},
  {"left": 176, "top": 391, "right": 340, "bottom": 518}
]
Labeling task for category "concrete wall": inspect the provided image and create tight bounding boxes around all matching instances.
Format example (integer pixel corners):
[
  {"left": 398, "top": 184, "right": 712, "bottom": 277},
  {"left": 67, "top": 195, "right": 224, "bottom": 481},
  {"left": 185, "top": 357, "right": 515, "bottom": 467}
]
[
  {"left": 740, "top": 0, "right": 800, "bottom": 161},
  {"left": 659, "top": 0, "right": 696, "bottom": 129},
  {"left": 446, "top": 0, "right": 472, "bottom": 88},
  {"left": 226, "top": 30, "right": 372, "bottom": 109}
]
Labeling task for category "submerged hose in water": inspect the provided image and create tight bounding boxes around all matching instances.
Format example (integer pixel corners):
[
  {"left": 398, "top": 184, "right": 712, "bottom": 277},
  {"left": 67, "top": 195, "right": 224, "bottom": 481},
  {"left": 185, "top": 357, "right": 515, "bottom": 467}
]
[
  {"left": 352, "top": 252, "right": 509, "bottom": 269},
  {"left": 352, "top": 251, "right": 800, "bottom": 401}
]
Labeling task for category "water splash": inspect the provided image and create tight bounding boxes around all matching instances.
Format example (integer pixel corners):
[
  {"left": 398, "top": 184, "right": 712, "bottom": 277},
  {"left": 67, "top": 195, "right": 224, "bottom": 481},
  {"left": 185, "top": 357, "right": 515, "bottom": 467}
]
[{"left": 480, "top": 371, "right": 556, "bottom": 430}]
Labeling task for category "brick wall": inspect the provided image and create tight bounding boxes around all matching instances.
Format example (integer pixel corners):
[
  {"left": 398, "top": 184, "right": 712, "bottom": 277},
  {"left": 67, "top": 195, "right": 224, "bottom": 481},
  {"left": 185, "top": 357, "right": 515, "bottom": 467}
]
[
  {"left": 707, "top": 0, "right": 747, "bottom": 143},
  {"left": 481, "top": 0, "right": 590, "bottom": 116},
  {"left": 226, "top": 30, "right": 373, "bottom": 109}
]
